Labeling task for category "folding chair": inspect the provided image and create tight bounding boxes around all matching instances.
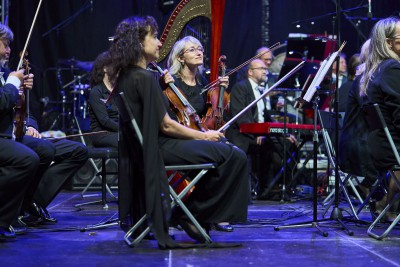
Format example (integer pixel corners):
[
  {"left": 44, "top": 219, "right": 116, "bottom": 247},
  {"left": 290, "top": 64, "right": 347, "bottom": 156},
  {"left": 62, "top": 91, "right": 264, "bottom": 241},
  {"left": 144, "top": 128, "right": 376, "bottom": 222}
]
[
  {"left": 363, "top": 103, "right": 400, "bottom": 240},
  {"left": 115, "top": 92, "right": 216, "bottom": 247},
  {"left": 71, "top": 116, "right": 118, "bottom": 209}
]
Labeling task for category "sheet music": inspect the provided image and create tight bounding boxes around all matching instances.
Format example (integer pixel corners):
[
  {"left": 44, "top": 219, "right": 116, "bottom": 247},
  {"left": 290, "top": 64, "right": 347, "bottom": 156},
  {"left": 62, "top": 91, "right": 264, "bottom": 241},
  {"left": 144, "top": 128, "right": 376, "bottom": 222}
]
[{"left": 303, "top": 51, "right": 339, "bottom": 103}]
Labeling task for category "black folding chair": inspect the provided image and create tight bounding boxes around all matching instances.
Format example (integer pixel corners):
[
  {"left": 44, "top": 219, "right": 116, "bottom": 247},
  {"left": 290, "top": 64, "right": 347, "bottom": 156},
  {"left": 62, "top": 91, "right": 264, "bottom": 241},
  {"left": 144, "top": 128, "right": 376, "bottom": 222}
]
[
  {"left": 115, "top": 92, "right": 216, "bottom": 247},
  {"left": 363, "top": 103, "right": 400, "bottom": 240}
]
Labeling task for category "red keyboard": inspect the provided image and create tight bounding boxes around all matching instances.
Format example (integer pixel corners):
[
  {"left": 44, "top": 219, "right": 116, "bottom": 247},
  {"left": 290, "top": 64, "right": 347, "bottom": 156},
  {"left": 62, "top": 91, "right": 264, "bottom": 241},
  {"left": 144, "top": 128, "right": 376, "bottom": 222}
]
[{"left": 240, "top": 122, "right": 320, "bottom": 134}]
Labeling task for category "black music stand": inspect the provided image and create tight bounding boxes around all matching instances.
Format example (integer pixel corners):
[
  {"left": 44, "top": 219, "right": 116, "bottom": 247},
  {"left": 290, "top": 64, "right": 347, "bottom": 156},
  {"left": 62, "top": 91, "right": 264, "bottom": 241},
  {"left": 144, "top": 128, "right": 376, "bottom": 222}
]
[{"left": 274, "top": 43, "right": 348, "bottom": 236}]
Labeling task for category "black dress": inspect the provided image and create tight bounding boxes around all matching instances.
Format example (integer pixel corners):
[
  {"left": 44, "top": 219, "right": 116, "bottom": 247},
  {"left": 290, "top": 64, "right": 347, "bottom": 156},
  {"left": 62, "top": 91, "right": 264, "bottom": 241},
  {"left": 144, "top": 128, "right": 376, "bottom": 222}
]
[
  {"left": 117, "top": 66, "right": 248, "bottom": 248},
  {"left": 338, "top": 76, "right": 378, "bottom": 187},
  {"left": 88, "top": 82, "right": 119, "bottom": 148},
  {"left": 364, "top": 59, "right": 400, "bottom": 170}
]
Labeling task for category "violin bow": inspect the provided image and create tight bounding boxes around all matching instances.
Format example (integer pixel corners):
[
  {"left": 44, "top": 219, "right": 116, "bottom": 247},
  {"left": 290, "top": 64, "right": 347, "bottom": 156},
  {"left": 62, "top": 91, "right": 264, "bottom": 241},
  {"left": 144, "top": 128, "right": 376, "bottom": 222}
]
[
  {"left": 217, "top": 60, "right": 305, "bottom": 133},
  {"left": 16, "top": 0, "right": 44, "bottom": 120},
  {"left": 44, "top": 130, "right": 110, "bottom": 141},
  {"left": 200, "top": 42, "right": 280, "bottom": 95}
]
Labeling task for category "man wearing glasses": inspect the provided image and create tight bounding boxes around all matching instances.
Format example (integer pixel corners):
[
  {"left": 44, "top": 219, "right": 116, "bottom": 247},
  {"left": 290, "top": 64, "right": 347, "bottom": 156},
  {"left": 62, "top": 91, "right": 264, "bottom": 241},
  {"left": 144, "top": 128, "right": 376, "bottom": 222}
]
[{"left": 226, "top": 58, "right": 297, "bottom": 201}]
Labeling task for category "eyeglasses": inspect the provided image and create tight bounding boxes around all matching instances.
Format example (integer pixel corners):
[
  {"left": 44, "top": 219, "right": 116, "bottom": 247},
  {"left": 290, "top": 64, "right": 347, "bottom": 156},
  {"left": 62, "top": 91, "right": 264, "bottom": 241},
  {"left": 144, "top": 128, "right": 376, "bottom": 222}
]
[
  {"left": 250, "top": 67, "right": 268, "bottom": 71},
  {"left": 182, "top": 46, "right": 204, "bottom": 54}
]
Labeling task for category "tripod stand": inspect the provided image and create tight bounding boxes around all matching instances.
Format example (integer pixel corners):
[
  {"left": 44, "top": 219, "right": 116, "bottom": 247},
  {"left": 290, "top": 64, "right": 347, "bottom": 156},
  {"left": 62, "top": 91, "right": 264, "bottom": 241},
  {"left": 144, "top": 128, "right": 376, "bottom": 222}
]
[
  {"left": 274, "top": 94, "right": 328, "bottom": 236},
  {"left": 274, "top": 37, "right": 353, "bottom": 235}
]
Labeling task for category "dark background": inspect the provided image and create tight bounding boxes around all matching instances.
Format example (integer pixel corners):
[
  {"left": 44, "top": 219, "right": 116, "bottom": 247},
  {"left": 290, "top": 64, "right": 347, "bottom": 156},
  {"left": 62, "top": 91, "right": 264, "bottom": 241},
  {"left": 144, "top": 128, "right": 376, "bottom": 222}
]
[{"left": 7, "top": 0, "right": 400, "bottom": 130}]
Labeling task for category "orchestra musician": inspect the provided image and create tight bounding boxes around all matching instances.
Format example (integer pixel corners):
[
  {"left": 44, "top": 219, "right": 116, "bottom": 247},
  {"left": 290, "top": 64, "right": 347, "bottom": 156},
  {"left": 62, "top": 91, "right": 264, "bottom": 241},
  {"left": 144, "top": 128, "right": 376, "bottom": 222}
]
[
  {"left": 226, "top": 58, "right": 297, "bottom": 200},
  {"left": 88, "top": 51, "right": 118, "bottom": 148},
  {"left": 0, "top": 23, "right": 88, "bottom": 226},
  {"left": 360, "top": 17, "right": 400, "bottom": 221},
  {"left": 108, "top": 15, "right": 248, "bottom": 248},
  {"left": 0, "top": 36, "right": 39, "bottom": 238},
  {"left": 163, "top": 36, "right": 237, "bottom": 232}
]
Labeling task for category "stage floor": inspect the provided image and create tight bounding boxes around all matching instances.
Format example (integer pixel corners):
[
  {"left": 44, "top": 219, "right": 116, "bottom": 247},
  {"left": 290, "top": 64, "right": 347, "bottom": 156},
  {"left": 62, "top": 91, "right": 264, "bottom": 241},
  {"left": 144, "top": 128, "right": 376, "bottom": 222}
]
[{"left": 1, "top": 190, "right": 399, "bottom": 267}]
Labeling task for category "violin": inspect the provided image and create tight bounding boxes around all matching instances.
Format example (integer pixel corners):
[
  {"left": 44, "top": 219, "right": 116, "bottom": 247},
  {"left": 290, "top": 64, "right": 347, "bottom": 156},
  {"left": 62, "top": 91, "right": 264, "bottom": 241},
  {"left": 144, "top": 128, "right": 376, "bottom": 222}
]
[
  {"left": 151, "top": 62, "right": 208, "bottom": 132},
  {"left": 202, "top": 55, "right": 230, "bottom": 130},
  {"left": 13, "top": 52, "right": 30, "bottom": 141}
]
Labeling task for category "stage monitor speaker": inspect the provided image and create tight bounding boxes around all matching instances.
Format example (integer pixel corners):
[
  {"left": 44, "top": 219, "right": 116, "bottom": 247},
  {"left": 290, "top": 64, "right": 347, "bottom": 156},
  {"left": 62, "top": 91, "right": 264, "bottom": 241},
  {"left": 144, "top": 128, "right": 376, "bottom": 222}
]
[{"left": 69, "top": 158, "right": 118, "bottom": 190}]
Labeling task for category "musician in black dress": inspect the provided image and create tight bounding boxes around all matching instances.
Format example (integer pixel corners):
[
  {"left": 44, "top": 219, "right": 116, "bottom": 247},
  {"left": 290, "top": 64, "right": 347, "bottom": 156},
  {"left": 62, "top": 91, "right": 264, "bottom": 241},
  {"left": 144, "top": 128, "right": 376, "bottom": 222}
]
[
  {"left": 360, "top": 17, "right": 400, "bottom": 220},
  {"left": 165, "top": 36, "right": 235, "bottom": 232},
  {"left": 108, "top": 16, "right": 248, "bottom": 248},
  {"left": 88, "top": 51, "right": 118, "bottom": 148}
]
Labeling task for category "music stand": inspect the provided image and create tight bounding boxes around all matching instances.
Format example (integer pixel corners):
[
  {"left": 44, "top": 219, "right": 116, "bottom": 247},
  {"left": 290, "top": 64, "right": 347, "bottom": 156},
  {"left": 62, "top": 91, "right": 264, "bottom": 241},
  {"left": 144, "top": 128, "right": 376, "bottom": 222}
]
[{"left": 274, "top": 43, "right": 348, "bottom": 236}]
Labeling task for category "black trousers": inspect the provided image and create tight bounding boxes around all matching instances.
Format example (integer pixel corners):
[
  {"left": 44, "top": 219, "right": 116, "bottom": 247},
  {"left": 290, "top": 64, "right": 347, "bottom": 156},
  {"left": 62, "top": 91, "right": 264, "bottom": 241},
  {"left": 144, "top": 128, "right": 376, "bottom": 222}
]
[
  {"left": 0, "top": 138, "right": 39, "bottom": 227},
  {"left": 21, "top": 136, "right": 88, "bottom": 208},
  {"left": 92, "top": 132, "right": 118, "bottom": 148}
]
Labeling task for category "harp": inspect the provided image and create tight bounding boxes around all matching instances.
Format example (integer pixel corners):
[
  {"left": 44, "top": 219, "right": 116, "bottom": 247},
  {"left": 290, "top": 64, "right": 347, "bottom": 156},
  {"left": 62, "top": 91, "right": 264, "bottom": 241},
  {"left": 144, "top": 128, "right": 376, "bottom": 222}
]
[{"left": 157, "top": 0, "right": 226, "bottom": 81}]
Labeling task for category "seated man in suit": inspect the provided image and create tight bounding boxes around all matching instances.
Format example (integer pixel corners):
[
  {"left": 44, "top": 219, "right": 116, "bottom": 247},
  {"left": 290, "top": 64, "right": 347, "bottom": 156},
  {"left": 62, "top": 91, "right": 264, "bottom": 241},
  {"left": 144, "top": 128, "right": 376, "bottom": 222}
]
[
  {"left": 0, "top": 23, "right": 88, "bottom": 226},
  {"left": 0, "top": 66, "right": 39, "bottom": 239},
  {"left": 226, "top": 59, "right": 297, "bottom": 200}
]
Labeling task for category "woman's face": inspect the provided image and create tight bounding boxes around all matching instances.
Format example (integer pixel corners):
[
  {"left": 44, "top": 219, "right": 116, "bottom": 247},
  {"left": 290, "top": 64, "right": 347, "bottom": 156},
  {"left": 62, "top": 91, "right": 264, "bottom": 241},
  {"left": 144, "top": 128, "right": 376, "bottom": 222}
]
[
  {"left": 387, "top": 22, "right": 400, "bottom": 57},
  {"left": 142, "top": 29, "right": 162, "bottom": 63},
  {"left": 179, "top": 42, "right": 204, "bottom": 69}
]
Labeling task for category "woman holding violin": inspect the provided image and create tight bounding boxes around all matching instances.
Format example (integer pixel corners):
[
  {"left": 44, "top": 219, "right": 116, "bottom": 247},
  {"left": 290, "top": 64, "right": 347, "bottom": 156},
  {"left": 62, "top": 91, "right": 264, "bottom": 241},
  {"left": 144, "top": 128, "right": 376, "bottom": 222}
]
[
  {"left": 163, "top": 36, "right": 238, "bottom": 232},
  {"left": 109, "top": 16, "right": 248, "bottom": 247},
  {"left": 164, "top": 36, "right": 229, "bottom": 131}
]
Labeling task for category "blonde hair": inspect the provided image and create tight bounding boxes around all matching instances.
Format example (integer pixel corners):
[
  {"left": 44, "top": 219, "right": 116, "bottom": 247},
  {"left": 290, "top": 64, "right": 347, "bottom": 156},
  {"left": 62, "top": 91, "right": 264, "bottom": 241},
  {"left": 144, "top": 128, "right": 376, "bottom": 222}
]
[
  {"left": 167, "top": 36, "right": 203, "bottom": 77},
  {"left": 360, "top": 17, "right": 400, "bottom": 96}
]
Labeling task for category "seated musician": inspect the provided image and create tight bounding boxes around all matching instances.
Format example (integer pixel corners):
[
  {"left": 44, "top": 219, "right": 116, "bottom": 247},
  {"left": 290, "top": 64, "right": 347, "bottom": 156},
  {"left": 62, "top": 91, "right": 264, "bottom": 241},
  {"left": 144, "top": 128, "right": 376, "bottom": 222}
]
[
  {"left": 0, "top": 63, "right": 39, "bottom": 239},
  {"left": 109, "top": 16, "right": 248, "bottom": 248},
  {"left": 0, "top": 23, "right": 88, "bottom": 227},
  {"left": 88, "top": 51, "right": 118, "bottom": 148},
  {"left": 163, "top": 36, "right": 238, "bottom": 232},
  {"left": 226, "top": 59, "right": 297, "bottom": 200}
]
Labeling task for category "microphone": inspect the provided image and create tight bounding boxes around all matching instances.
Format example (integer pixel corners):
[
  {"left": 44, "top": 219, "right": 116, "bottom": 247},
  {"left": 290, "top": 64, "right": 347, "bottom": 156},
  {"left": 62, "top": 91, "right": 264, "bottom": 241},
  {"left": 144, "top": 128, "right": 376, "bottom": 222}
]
[{"left": 367, "top": 0, "right": 372, "bottom": 19}]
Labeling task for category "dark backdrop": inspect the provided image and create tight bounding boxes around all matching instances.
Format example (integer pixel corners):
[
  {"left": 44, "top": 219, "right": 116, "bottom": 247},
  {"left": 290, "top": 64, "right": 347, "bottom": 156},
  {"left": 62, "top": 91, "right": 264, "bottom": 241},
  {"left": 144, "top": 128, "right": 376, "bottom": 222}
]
[{"left": 7, "top": 0, "right": 400, "bottom": 129}]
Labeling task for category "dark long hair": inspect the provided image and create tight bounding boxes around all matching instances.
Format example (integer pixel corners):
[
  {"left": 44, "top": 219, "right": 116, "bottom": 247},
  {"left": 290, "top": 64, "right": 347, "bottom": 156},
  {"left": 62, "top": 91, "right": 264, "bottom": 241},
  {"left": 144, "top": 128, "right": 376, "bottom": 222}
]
[
  {"left": 108, "top": 16, "right": 158, "bottom": 88},
  {"left": 90, "top": 51, "right": 110, "bottom": 87}
]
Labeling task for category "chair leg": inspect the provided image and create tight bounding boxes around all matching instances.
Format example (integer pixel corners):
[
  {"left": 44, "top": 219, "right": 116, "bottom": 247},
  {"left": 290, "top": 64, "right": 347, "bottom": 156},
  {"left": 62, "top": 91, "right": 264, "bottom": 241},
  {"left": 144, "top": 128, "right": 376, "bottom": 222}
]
[{"left": 102, "top": 158, "right": 107, "bottom": 208}]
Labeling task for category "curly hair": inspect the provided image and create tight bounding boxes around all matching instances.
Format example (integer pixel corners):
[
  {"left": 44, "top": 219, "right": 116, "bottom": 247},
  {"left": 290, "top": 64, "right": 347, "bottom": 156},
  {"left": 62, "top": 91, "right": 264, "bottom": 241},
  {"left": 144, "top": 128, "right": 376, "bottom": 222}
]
[
  {"left": 108, "top": 16, "right": 158, "bottom": 88},
  {"left": 90, "top": 51, "right": 110, "bottom": 87}
]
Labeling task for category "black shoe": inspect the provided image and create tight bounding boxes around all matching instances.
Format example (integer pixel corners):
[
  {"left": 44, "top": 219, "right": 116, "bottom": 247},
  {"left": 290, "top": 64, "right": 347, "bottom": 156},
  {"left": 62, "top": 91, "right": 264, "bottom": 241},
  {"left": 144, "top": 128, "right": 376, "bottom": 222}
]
[
  {"left": 27, "top": 202, "right": 57, "bottom": 223},
  {"left": 18, "top": 214, "right": 44, "bottom": 227},
  {"left": 0, "top": 226, "right": 16, "bottom": 240},
  {"left": 11, "top": 218, "right": 28, "bottom": 235},
  {"left": 212, "top": 223, "right": 234, "bottom": 232},
  {"left": 39, "top": 206, "right": 57, "bottom": 223},
  {"left": 10, "top": 225, "right": 27, "bottom": 235},
  {"left": 177, "top": 217, "right": 207, "bottom": 243}
]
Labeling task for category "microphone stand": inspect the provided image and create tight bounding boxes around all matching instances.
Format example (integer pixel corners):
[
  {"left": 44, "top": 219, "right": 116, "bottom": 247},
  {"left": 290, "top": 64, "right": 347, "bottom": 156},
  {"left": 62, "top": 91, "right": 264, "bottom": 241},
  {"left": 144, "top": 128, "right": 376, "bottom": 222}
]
[{"left": 328, "top": 0, "right": 354, "bottom": 235}]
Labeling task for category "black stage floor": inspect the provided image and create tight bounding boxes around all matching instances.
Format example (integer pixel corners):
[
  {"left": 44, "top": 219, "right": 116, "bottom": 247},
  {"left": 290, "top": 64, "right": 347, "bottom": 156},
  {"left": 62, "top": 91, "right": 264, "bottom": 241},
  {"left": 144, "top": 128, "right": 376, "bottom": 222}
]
[{"left": 1, "top": 190, "right": 399, "bottom": 267}]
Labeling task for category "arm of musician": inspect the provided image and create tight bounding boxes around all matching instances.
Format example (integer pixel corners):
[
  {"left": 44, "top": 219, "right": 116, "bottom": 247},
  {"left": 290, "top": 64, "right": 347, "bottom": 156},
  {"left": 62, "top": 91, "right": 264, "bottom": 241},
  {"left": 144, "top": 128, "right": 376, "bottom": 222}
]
[
  {"left": 285, "top": 133, "right": 298, "bottom": 146},
  {"left": 0, "top": 85, "right": 19, "bottom": 112},
  {"left": 6, "top": 69, "right": 24, "bottom": 88},
  {"left": 0, "top": 70, "right": 24, "bottom": 111},
  {"left": 218, "top": 76, "right": 229, "bottom": 89},
  {"left": 25, "top": 126, "right": 42, "bottom": 138},
  {"left": 160, "top": 113, "right": 223, "bottom": 142},
  {"left": 159, "top": 69, "right": 175, "bottom": 90},
  {"left": 22, "top": 73, "right": 34, "bottom": 90},
  {"left": 88, "top": 87, "right": 118, "bottom": 132}
]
